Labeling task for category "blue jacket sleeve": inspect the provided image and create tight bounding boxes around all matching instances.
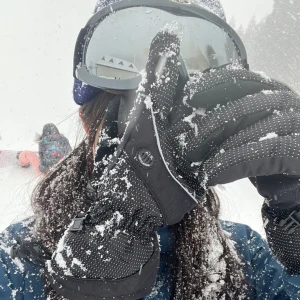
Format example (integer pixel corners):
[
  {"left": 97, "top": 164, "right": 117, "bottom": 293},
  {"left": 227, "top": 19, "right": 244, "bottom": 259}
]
[
  {"left": 221, "top": 221, "right": 300, "bottom": 300},
  {"left": 0, "top": 221, "right": 45, "bottom": 300}
]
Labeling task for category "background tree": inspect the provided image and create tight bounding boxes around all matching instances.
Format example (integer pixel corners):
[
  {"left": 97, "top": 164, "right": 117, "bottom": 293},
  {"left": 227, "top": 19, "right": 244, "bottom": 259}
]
[{"left": 236, "top": 0, "right": 300, "bottom": 92}]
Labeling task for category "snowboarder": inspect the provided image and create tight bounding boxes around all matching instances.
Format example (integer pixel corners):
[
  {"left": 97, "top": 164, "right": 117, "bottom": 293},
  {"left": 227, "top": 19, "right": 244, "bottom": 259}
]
[
  {"left": 17, "top": 123, "right": 72, "bottom": 174},
  {"left": 1, "top": 0, "right": 300, "bottom": 299}
]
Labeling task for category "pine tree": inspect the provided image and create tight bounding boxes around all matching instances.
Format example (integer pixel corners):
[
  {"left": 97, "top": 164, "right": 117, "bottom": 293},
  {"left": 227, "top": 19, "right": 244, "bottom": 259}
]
[
  {"left": 241, "top": 0, "right": 300, "bottom": 92},
  {"left": 229, "top": 16, "right": 237, "bottom": 30}
]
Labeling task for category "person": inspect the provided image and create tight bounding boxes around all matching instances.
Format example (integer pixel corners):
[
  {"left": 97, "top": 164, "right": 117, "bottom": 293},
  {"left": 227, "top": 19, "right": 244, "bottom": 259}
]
[
  {"left": 17, "top": 123, "right": 72, "bottom": 175},
  {"left": 1, "top": 0, "right": 300, "bottom": 299}
]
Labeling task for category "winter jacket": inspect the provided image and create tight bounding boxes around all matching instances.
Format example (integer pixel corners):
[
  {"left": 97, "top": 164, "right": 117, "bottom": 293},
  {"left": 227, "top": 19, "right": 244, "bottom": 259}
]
[
  {"left": 38, "top": 124, "right": 72, "bottom": 173},
  {"left": 1, "top": 220, "right": 300, "bottom": 300}
]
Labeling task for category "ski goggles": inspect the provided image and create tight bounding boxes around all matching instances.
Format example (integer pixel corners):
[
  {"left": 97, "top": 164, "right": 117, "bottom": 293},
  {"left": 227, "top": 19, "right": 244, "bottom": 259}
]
[{"left": 74, "top": 0, "right": 248, "bottom": 92}]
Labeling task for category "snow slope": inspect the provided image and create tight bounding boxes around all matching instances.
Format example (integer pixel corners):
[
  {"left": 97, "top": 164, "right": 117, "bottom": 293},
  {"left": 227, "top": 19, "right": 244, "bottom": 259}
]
[
  {"left": 0, "top": 151, "right": 265, "bottom": 236},
  {"left": 217, "top": 180, "right": 265, "bottom": 237}
]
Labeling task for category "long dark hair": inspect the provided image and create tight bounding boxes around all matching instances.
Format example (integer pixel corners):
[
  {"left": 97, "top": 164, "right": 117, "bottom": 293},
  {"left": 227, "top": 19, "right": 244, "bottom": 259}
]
[
  {"left": 173, "top": 189, "right": 247, "bottom": 299},
  {"left": 31, "top": 92, "right": 112, "bottom": 252},
  {"left": 31, "top": 92, "right": 246, "bottom": 299}
]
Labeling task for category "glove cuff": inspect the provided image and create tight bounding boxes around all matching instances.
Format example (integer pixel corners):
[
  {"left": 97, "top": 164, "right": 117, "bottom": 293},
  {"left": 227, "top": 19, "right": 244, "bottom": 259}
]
[
  {"left": 262, "top": 203, "right": 300, "bottom": 274},
  {"left": 256, "top": 175, "right": 300, "bottom": 210},
  {"left": 47, "top": 233, "right": 160, "bottom": 300}
]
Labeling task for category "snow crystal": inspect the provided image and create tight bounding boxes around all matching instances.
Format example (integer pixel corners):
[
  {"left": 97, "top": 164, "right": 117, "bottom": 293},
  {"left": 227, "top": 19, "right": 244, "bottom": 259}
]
[
  {"left": 11, "top": 257, "right": 24, "bottom": 273},
  {"left": 55, "top": 252, "right": 72, "bottom": 275},
  {"left": 162, "top": 21, "right": 183, "bottom": 40},
  {"left": 262, "top": 90, "right": 274, "bottom": 95},
  {"left": 11, "top": 289, "right": 18, "bottom": 299},
  {"left": 144, "top": 96, "right": 153, "bottom": 109},
  {"left": 0, "top": 236, "right": 25, "bottom": 272},
  {"left": 259, "top": 132, "right": 278, "bottom": 141},
  {"left": 253, "top": 70, "right": 271, "bottom": 81},
  {"left": 71, "top": 258, "right": 87, "bottom": 272},
  {"left": 191, "top": 161, "right": 202, "bottom": 167},
  {"left": 225, "top": 63, "right": 244, "bottom": 71},
  {"left": 182, "top": 95, "right": 189, "bottom": 106},
  {"left": 137, "top": 69, "right": 147, "bottom": 94},
  {"left": 144, "top": 279, "right": 164, "bottom": 299},
  {"left": 177, "top": 133, "right": 188, "bottom": 149},
  {"left": 114, "top": 211, "right": 124, "bottom": 224},
  {"left": 95, "top": 212, "right": 124, "bottom": 237},
  {"left": 155, "top": 55, "right": 168, "bottom": 77},
  {"left": 107, "top": 137, "right": 120, "bottom": 146},
  {"left": 263, "top": 218, "right": 269, "bottom": 227},
  {"left": 66, "top": 246, "right": 72, "bottom": 257},
  {"left": 183, "top": 108, "right": 206, "bottom": 129},
  {"left": 120, "top": 175, "right": 132, "bottom": 189},
  {"left": 273, "top": 110, "right": 282, "bottom": 116},
  {"left": 95, "top": 224, "right": 105, "bottom": 236}
]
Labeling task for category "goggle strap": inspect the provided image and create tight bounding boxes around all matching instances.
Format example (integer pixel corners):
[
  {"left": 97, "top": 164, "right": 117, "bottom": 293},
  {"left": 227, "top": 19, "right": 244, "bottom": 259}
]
[{"left": 73, "top": 28, "right": 88, "bottom": 78}]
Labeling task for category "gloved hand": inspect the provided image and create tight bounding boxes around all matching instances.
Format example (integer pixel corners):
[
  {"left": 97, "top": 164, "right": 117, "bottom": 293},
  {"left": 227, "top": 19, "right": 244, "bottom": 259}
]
[
  {"left": 47, "top": 31, "right": 300, "bottom": 299},
  {"left": 183, "top": 69, "right": 300, "bottom": 274},
  {"left": 252, "top": 175, "right": 300, "bottom": 274},
  {"left": 169, "top": 68, "right": 300, "bottom": 185},
  {"left": 47, "top": 30, "right": 201, "bottom": 300}
]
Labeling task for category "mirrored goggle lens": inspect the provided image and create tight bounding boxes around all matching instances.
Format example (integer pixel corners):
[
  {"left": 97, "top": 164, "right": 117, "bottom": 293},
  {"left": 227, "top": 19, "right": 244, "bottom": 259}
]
[{"left": 82, "top": 7, "right": 241, "bottom": 82}]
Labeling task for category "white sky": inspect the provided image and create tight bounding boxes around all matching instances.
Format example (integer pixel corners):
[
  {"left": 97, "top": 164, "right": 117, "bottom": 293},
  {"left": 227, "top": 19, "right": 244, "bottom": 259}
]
[
  {"left": 0, "top": 0, "right": 274, "bottom": 150},
  {"left": 222, "top": 0, "right": 274, "bottom": 28}
]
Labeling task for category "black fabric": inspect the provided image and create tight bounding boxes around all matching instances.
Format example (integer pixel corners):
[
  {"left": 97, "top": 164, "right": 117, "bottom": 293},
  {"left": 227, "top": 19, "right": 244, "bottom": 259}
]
[
  {"left": 117, "top": 91, "right": 136, "bottom": 137},
  {"left": 253, "top": 174, "right": 300, "bottom": 274},
  {"left": 47, "top": 235, "right": 160, "bottom": 300},
  {"left": 255, "top": 175, "right": 300, "bottom": 210},
  {"left": 187, "top": 69, "right": 289, "bottom": 109},
  {"left": 252, "top": 174, "right": 300, "bottom": 274},
  {"left": 262, "top": 203, "right": 300, "bottom": 274},
  {"left": 52, "top": 155, "right": 162, "bottom": 279},
  {"left": 205, "top": 137, "right": 300, "bottom": 185}
]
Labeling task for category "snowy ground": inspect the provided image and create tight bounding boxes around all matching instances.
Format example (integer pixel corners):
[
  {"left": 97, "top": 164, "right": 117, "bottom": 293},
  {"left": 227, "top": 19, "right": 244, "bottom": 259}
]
[
  {"left": 0, "top": 150, "right": 265, "bottom": 236},
  {"left": 0, "top": 151, "right": 40, "bottom": 230}
]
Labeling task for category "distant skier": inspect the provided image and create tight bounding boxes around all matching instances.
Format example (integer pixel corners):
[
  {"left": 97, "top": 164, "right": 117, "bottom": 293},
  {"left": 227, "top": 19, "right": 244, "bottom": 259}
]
[{"left": 18, "top": 123, "right": 72, "bottom": 174}]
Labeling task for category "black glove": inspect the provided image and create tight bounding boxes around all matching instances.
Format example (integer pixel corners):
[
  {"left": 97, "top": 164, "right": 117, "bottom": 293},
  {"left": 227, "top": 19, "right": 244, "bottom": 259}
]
[
  {"left": 177, "top": 67, "right": 300, "bottom": 274},
  {"left": 170, "top": 68, "right": 300, "bottom": 185},
  {"left": 252, "top": 175, "right": 300, "bottom": 274},
  {"left": 47, "top": 31, "right": 203, "bottom": 300},
  {"left": 187, "top": 69, "right": 300, "bottom": 274}
]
